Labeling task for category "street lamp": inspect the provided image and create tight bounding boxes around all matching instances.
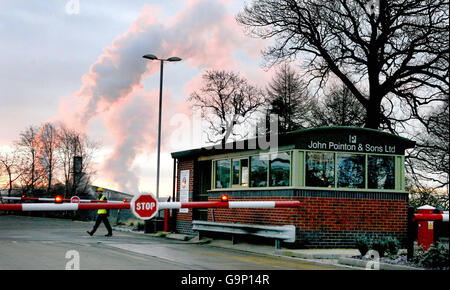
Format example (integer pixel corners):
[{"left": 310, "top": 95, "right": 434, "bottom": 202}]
[{"left": 142, "top": 54, "right": 182, "bottom": 199}]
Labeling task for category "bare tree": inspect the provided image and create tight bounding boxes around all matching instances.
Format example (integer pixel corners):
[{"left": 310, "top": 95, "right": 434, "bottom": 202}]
[
  {"left": 237, "top": 0, "right": 449, "bottom": 130},
  {"left": 266, "top": 62, "right": 314, "bottom": 132},
  {"left": 406, "top": 96, "right": 449, "bottom": 191},
  {"left": 15, "top": 125, "right": 41, "bottom": 194},
  {"left": 57, "top": 124, "right": 98, "bottom": 198},
  {"left": 408, "top": 187, "right": 449, "bottom": 210},
  {"left": 0, "top": 148, "right": 22, "bottom": 197},
  {"left": 58, "top": 125, "right": 81, "bottom": 197},
  {"left": 37, "top": 122, "right": 60, "bottom": 194},
  {"left": 310, "top": 84, "right": 366, "bottom": 127},
  {"left": 189, "top": 70, "right": 266, "bottom": 144}
]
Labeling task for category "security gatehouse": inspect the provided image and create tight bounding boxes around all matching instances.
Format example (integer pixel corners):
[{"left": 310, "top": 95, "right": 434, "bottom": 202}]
[{"left": 170, "top": 127, "right": 415, "bottom": 248}]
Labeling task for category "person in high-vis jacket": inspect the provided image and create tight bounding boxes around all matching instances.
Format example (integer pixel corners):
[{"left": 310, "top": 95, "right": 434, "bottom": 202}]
[{"left": 87, "top": 187, "right": 113, "bottom": 237}]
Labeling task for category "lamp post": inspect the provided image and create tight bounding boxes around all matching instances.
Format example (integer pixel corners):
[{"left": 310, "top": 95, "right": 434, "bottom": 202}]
[{"left": 142, "top": 54, "right": 181, "bottom": 199}]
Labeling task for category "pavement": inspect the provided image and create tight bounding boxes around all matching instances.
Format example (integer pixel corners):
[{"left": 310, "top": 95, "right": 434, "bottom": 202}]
[
  {"left": 113, "top": 226, "right": 361, "bottom": 269},
  {"left": 113, "top": 227, "right": 425, "bottom": 270},
  {"left": 0, "top": 216, "right": 348, "bottom": 270},
  {"left": 0, "top": 215, "right": 418, "bottom": 270}
]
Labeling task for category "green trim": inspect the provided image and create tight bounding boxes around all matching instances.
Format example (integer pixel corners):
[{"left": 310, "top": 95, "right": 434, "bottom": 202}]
[
  {"left": 295, "top": 150, "right": 305, "bottom": 187},
  {"left": 208, "top": 186, "right": 408, "bottom": 194},
  {"left": 365, "top": 154, "right": 368, "bottom": 189},
  {"left": 198, "top": 145, "right": 295, "bottom": 161},
  {"left": 211, "top": 160, "right": 215, "bottom": 190},
  {"left": 397, "top": 155, "right": 405, "bottom": 190},
  {"left": 334, "top": 152, "right": 337, "bottom": 189}
]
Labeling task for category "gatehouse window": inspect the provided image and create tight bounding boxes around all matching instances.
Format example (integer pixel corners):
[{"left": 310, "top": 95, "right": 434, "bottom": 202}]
[
  {"left": 240, "top": 159, "right": 249, "bottom": 187},
  {"left": 212, "top": 149, "right": 399, "bottom": 191},
  {"left": 250, "top": 155, "right": 269, "bottom": 187},
  {"left": 337, "top": 154, "right": 365, "bottom": 189},
  {"left": 269, "top": 152, "right": 291, "bottom": 187},
  {"left": 215, "top": 159, "right": 231, "bottom": 188},
  {"left": 213, "top": 152, "right": 291, "bottom": 189},
  {"left": 368, "top": 155, "right": 395, "bottom": 189},
  {"left": 231, "top": 158, "right": 249, "bottom": 187},
  {"left": 232, "top": 159, "right": 240, "bottom": 185},
  {"left": 305, "top": 152, "right": 335, "bottom": 188}
]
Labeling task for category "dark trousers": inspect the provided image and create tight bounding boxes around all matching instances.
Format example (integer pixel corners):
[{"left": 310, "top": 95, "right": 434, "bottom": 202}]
[{"left": 92, "top": 214, "right": 112, "bottom": 234}]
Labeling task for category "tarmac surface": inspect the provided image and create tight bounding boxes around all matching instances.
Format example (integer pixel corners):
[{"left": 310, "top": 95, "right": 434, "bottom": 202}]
[{"left": 0, "top": 215, "right": 350, "bottom": 270}]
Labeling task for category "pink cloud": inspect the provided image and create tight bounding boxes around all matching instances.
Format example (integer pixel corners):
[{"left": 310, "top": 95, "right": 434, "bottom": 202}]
[{"left": 56, "top": 0, "right": 271, "bottom": 193}]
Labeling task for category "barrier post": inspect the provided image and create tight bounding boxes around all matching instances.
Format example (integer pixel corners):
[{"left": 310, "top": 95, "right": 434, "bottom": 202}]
[
  {"left": 417, "top": 205, "right": 435, "bottom": 250},
  {"left": 164, "top": 209, "right": 169, "bottom": 232},
  {"left": 406, "top": 206, "right": 415, "bottom": 261},
  {"left": 163, "top": 196, "right": 171, "bottom": 232}
]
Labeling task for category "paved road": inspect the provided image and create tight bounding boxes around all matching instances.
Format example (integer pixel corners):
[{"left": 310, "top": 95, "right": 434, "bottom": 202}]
[{"left": 0, "top": 215, "right": 346, "bottom": 270}]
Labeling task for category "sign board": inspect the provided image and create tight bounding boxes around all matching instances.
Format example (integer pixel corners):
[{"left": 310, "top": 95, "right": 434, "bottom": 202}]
[
  {"left": 130, "top": 194, "right": 159, "bottom": 220},
  {"left": 70, "top": 196, "right": 80, "bottom": 203},
  {"left": 179, "top": 170, "right": 189, "bottom": 213},
  {"left": 284, "top": 127, "right": 416, "bottom": 155}
]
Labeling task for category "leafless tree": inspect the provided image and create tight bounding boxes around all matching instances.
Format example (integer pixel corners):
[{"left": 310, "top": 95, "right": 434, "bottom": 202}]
[
  {"left": 189, "top": 70, "right": 266, "bottom": 144},
  {"left": 237, "top": 0, "right": 449, "bottom": 130},
  {"left": 57, "top": 124, "right": 98, "bottom": 198},
  {"left": 0, "top": 148, "right": 22, "bottom": 197},
  {"left": 37, "top": 122, "right": 60, "bottom": 194},
  {"left": 406, "top": 95, "right": 449, "bottom": 191},
  {"left": 310, "top": 84, "right": 366, "bottom": 127},
  {"left": 15, "top": 125, "right": 41, "bottom": 194},
  {"left": 266, "top": 62, "right": 314, "bottom": 132}
]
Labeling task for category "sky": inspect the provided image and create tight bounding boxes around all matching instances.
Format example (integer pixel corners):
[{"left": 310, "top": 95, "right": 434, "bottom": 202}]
[{"left": 0, "top": 0, "right": 278, "bottom": 197}]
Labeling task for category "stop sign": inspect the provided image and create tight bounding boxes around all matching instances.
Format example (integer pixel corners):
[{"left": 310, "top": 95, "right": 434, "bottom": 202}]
[
  {"left": 131, "top": 194, "right": 159, "bottom": 220},
  {"left": 70, "top": 196, "right": 80, "bottom": 203}
]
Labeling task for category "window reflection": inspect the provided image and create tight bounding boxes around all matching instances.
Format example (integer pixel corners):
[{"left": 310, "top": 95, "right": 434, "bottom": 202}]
[
  {"left": 250, "top": 155, "right": 268, "bottom": 187},
  {"left": 270, "top": 152, "right": 290, "bottom": 186},
  {"left": 232, "top": 160, "right": 240, "bottom": 185},
  {"left": 368, "top": 155, "right": 395, "bottom": 189},
  {"left": 215, "top": 159, "right": 230, "bottom": 188},
  {"left": 306, "top": 152, "right": 335, "bottom": 187},
  {"left": 337, "top": 154, "right": 365, "bottom": 188}
]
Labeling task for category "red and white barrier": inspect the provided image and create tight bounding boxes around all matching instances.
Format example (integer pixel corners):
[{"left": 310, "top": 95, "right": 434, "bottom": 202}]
[
  {"left": 0, "top": 196, "right": 126, "bottom": 203},
  {"left": 159, "top": 201, "right": 300, "bottom": 209},
  {"left": 0, "top": 200, "right": 300, "bottom": 212},
  {"left": 0, "top": 202, "right": 130, "bottom": 212},
  {"left": 413, "top": 205, "right": 449, "bottom": 251},
  {"left": 414, "top": 211, "right": 449, "bottom": 222}
]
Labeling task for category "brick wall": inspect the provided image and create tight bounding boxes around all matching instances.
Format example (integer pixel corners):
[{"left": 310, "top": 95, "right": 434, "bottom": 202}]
[
  {"left": 173, "top": 159, "right": 408, "bottom": 248},
  {"left": 207, "top": 190, "right": 408, "bottom": 247}
]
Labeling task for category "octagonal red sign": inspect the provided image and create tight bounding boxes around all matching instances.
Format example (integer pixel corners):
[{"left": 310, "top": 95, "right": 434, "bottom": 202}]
[
  {"left": 131, "top": 194, "right": 159, "bottom": 220},
  {"left": 70, "top": 196, "right": 80, "bottom": 203}
]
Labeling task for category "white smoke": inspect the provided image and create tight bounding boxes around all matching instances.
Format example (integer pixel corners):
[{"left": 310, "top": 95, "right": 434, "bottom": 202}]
[{"left": 58, "top": 0, "right": 268, "bottom": 194}]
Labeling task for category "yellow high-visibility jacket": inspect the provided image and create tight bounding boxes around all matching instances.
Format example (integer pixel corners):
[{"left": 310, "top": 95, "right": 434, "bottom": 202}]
[{"left": 97, "top": 195, "right": 107, "bottom": 214}]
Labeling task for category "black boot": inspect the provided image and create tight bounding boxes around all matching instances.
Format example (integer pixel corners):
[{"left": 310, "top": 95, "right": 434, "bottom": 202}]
[
  {"left": 87, "top": 230, "right": 93, "bottom": 236},
  {"left": 105, "top": 233, "right": 113, "bottom": 237}
]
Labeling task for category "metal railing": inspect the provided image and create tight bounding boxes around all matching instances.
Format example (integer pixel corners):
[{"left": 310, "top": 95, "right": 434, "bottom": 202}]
[{"left": 192, "top": 220, "right": 296, "bottom": 249}]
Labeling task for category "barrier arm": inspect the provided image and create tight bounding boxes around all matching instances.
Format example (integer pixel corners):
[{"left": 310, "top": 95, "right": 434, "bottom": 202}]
[
  {"left": 0, "top": 200, "right": 300, "bottom": 212},
  {"left": 0, "top": 196, "right": 127, "bottom": 204}
]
